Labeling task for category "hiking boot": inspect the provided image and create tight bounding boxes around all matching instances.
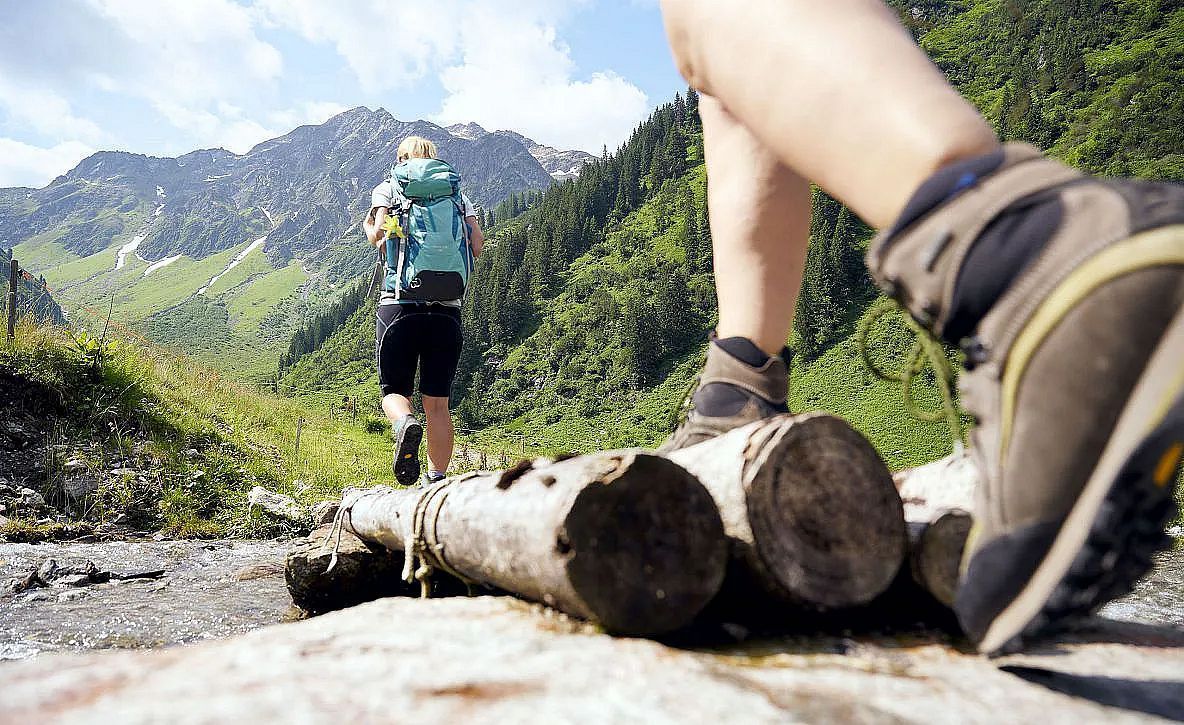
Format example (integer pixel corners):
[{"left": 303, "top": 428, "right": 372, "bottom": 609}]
[
  {"left": 867, "top": 142, "right": 1184, "bottom": 654},
  {"left": 660, "top": 336, "right": 790, "bottom": 452},
  {"left": 392, "top": 414, "right": 423, "bottom": 485},
  {"left": 420, "top": 470, "right": 447, "bottom": 486}
]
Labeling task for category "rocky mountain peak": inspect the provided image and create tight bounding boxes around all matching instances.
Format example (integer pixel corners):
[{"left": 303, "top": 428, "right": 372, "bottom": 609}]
[{"left": 445, "top": 122, "right": 490, "bottom": 141}]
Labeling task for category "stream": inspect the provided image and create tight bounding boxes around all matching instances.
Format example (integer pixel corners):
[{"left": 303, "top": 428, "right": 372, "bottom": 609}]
[
  {"left": 0, "top": 539, "right": 296, "bottom": 661},
  {"left": 1, "top": 538, "right": 1181, "bottom": 662}
]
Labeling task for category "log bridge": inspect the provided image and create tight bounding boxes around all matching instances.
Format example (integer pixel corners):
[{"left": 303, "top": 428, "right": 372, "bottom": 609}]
[{"left": 288, "top": 414, "right": 975, "bottom": 634}]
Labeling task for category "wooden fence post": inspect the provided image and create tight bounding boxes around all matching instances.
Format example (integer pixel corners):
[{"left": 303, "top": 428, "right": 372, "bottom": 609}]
[
  {"left": 294, "top": 417, "right": 305, "bottom": 461},
  {"left": 6, "top": 258, "right": 18, "bottom": 341}
]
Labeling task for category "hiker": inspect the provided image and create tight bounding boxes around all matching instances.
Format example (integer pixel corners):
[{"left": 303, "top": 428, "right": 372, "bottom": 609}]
[
  {"left": 363, "top": 135, "right": 485, "bottom": 485},
  {"left": 657, "top": 0, "right": 1183, "bottom": 654}
]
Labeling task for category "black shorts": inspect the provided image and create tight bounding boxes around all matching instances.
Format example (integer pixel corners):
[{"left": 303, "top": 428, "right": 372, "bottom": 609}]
[{"left": 376, "top": 303, "right": 463, "bottom": 399}]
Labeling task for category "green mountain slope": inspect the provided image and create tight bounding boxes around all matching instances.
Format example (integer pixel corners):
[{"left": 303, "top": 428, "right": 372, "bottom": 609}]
[
  {"left": 0, "top": 320, "right": 399, "bottom": 540},
  {"left": 278, "top": 1, "right": 1184, "bottom": 472},
  {"left": 2, "top": 110, "right": 575, "bottom": 383}
]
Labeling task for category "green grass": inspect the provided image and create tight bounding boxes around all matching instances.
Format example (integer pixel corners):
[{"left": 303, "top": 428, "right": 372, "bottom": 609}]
[
  {"left": 14, "top": 233, "right": 311, "bottom": 384},
  {"left": 791, "top": 303, "right": 961, "bottom": 472},
  {"left": 222, "top": 260, "right": 308, "bottom": 334},
  {"left": 0, "top": 319, "right": 399, "bottom": 539}
]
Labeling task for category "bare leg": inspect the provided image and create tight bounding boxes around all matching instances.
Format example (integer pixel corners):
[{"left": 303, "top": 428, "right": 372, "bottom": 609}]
[
  {"left": 702, "top": 97, "right": 810, "bottom": 355},
  {"left": 659, "top": 0, "right": 999, "bottom": 227},
  {"left": 381, "top": 393, "right": 412, "bottom": 422},
  {"left": 422, "top": 395, "right": 454, "bottom": 475}
]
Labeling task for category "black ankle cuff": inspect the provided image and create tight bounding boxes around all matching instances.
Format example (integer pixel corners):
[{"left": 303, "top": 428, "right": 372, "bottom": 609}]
[
  {"left": 692, "top": 382, "right": 790, "bottom": 417},
  {"left": 714, "top": 336, "right": 791, "bottom": 368},
  {"left": 885, "top": 149, "right": 1006, "bottom": 241}
]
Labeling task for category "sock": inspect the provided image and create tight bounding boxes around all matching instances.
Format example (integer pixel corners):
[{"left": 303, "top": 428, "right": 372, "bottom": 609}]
[
  {"left": 692, "top": 337, "right": 790, "bottom": 417},
  {"left": 883, "top": 149, "right": 1006, "bottom": 240},
  {"left": 884, "top": 149, "right": 1058, "bottom": 344},
  {"left": 714, "top": 336, "right": 770, "bottom": 367}
]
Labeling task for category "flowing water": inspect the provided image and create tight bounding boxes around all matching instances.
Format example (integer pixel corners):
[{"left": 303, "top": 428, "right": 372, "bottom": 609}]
[
  {"left": 0, "top": 539, "right": 296, "bottom": 661},
  {"left": 1, "top": 538, "right": 1180, "bottom": 662}
]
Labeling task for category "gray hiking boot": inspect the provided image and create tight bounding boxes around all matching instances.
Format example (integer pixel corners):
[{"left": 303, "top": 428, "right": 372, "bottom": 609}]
[
  {"left": 868, "top": 142, "right": 1184, "bottom": 653},
  {"left": 392, "top": 414, "right": 423, "bottom": 486},
  {"left": 660, "top": 337, "right": 790, "bottom": 452}
]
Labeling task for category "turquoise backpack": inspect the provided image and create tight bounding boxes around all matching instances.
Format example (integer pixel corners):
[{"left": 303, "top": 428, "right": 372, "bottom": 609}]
[{"left": 383, "top": 158, "right": 474, "bottom": 302}]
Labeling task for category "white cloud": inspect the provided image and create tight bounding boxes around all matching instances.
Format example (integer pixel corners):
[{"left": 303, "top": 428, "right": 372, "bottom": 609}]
[
  {"left": 85, "top": 0, "right": 284, "bottom": 106},
  {"left": 434, "top": 6, "right": 648, "bottom": 153},
  {"left": 256, "top": 0, "right": 463, "bottom": 93},
  {"left": 0, "top": 0, "right": 649, "bottom": 172},
  {"left": 265, "top": 0, "right": 648, "bottom": 152},
  {"left": 0, "top": 0, "right": 288, "bottom": 157},
  {"left": 0, "top": 138, "right": 94, "bottom": 188},
  {"left": 0, "top": 77, "right": 105, "bottom": 145},
  {"left": 267, "top": 102, "right": 353, "bottom": 133},
  {"left": 159, "top": 100, "right": 353, "bottom": 154}
]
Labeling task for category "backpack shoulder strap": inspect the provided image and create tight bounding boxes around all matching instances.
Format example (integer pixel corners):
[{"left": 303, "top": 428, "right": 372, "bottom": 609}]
[{"left": 387, "top": 166, "right": 413, "bottom": 211}]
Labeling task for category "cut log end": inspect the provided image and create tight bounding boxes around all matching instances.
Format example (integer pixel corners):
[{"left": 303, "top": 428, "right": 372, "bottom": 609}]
[
  {"left": 285, "top": 524, "right": 415, "bottom": 614},
  {"left": 746, "top": 415, "right": 906, "bottom": 609},
  {"left": 562, "top": 453, "right": 728, "bottom": 636},
  {"left": 909, "top": 511, "right": 972, "bottom": 607}
]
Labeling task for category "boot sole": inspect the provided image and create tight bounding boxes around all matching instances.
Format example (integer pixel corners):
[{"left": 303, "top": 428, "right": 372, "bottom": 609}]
[
  {"left": 393, "top": 420, "right": 423, "bottom": 486},
  {"left": 979, "top": 243, "right": 1184, "bottom": 654}
]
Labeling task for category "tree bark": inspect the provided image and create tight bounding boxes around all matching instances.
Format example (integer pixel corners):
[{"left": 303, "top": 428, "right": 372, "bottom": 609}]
[
  {"left": 667, "top": 413, "right": 907, "bottom": 610},
  {"left": 285, "top": 524, "right": 418, "bottom": 614},
  {"left": 338, "top": 451, "right": 728, "bottom": 636},
  {"left": 893, "top": 451, "right": 977, "bottom": 607}
]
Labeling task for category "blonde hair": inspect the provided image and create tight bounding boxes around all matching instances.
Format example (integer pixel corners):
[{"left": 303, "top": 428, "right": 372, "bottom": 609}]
[{"left": 397, "top": 136, "right": 438, "bottom": 162}]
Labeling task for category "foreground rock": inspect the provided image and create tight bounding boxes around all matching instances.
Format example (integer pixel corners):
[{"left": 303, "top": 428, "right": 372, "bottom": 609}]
[{"left": 2, "top": 596, "right": 1181, "bottom": 723}]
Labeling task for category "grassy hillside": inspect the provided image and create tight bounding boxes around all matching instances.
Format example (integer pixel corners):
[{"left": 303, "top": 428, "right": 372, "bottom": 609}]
[
  {"left": 274, "top": 1, "right": 1184, "bottom": 480},
  {"left": 12, "top": 229, "right": 316, "bottom": 384},
  {"left": 0, "top": 320, "right": 398, "bottom": 540}
]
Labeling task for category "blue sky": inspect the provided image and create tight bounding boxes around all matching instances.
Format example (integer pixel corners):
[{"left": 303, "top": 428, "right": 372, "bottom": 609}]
[{"left": 0, "top": 0, "right": 685, "bottom": 188}]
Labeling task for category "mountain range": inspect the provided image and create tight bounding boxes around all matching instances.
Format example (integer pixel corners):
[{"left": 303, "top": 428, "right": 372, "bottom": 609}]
[
  {"left": 446, "top": 123, "right": 596, "bottom": 182},
  {"left": 0, "top": 108, "right": 593, "bottom": 379},
  {"left": 276, "top": 0, "right": 1184, "bottom": 469}
]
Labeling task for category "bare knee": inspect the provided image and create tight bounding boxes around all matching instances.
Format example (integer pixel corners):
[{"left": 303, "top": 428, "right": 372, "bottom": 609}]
[
  {"left": 659, "top": 0, "right": 709, "bottom": 90},
  {"left": 422, "top": 396, "right": 451, "bottom": 421}
]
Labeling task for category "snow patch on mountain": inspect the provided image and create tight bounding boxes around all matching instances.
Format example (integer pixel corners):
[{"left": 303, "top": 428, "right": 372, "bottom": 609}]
[
  {"left": 197, "top": 237, "right": 266, "bottom": 295},
  {"left": 498, "top": 132, "right": 594, "bottom": 182},
  {"left": 144, "top": 254, "right": 182, "bottom": 276},
  {"left": 115, "top": 236, "right": 145, "bottom": 270}
]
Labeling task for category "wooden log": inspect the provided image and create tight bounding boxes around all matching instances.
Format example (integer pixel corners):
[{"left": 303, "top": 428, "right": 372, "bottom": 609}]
[
  {"left": 667, "top": 413, "right": 907, "bottom": 610},
  {"left": 904, "top": 512, "right": 972, "bottom": 607},
  {"left": 285, "top": 524, "right": 417, "bottom": 614},
  {"left": 893, "top": 450, "right": 978, "bottom": 607},
  {"left": 340, "top": 451, "right": 728, "bottom": 636}
]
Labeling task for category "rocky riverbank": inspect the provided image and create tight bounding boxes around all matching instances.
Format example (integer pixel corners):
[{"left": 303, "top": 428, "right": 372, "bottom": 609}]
[
  {"left": 1, "top": 537, "right": 1181, "bottom": 722},
  {"left": 2, "top": 593, "right": 1182, "bottom": 723}
]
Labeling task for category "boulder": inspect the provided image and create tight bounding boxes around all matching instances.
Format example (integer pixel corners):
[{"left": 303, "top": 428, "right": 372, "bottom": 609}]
[
  {"left": 248, "top": 486, "right": 307, "bottom": 522},
  {"left": 0, "top": 597, "right": 1180, "bottom": 722}
]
